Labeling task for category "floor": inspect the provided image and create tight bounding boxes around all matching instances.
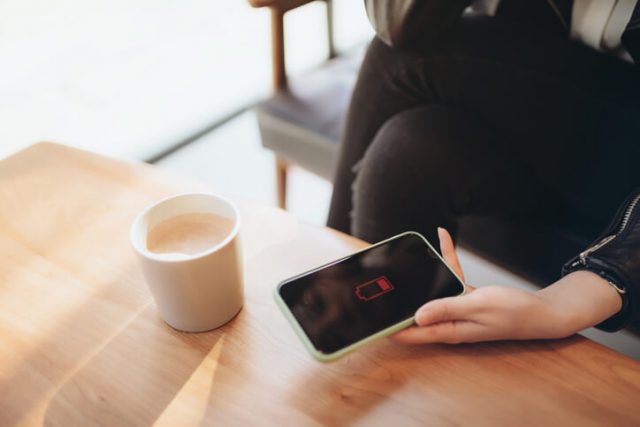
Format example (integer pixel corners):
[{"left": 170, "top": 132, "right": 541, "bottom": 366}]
[{"left": 157, "top": 110, "right": 640, "bottom": 360}]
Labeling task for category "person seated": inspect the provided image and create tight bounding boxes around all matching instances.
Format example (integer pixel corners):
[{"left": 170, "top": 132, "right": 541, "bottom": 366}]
[{"left": 327, "top": 0, "right": 640, "bottom": 343}]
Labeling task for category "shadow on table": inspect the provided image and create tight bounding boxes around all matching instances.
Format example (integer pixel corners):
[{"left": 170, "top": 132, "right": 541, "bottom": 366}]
[{"left": 42, "top": 305, "right": 221, "bottom": 426}]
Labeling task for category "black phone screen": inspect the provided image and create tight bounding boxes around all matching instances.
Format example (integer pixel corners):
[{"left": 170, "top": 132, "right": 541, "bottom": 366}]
[{"left": 277, "top": 232, "right": 465, "bottom": 355}]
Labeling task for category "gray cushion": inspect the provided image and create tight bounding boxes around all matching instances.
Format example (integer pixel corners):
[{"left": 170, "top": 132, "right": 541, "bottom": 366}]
[{"left": 254, "top": 53, "right": 361, "bottom": 180}]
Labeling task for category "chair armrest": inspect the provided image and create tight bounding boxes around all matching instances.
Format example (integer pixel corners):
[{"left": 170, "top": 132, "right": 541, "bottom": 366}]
[{"left": 248, "top": 0, "right": 317, "bottom": 12}]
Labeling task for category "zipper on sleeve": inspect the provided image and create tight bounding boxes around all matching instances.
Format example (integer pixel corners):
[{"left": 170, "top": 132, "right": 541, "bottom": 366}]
[{"left": 572, "top": 192, "right": 640, "bottom": 268}]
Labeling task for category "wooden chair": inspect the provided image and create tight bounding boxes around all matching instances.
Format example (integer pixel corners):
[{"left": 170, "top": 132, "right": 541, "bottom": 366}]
[{"left": 248, "top": 0, "right": 361, "bottom": 209}]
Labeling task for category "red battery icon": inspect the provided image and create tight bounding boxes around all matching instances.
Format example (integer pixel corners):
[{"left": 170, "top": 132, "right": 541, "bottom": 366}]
[{"left": 355, "top": 276, "right": 394, "bottom": 301}]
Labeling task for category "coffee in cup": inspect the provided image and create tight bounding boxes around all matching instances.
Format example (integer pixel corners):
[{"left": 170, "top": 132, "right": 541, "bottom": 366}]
[
  {"left": 146, "top": 213, "right": 235, "bottom": 257},
  {"left": 130, "top": 193, "right": 243, "bottom": 332}
]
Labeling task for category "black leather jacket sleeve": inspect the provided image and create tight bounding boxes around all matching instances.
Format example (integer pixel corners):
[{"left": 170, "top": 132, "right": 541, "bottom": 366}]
[{"left": 364, "top": 0, "right": 474, "bottom": 47}]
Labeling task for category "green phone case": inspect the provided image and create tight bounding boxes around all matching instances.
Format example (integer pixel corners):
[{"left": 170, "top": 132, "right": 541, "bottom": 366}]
[{"left": 273, "top": 231, "right": 467, "bottom": 363}]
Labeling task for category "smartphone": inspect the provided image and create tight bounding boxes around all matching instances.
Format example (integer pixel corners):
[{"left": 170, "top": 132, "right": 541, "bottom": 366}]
[{"left": 274, "top": 231, "right": 467, "bottom": 362}]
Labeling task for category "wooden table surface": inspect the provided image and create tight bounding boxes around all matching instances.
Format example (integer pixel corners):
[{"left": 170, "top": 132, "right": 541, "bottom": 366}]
[{"left": 1, "top": 143, "right": 639, "bottom": 426}]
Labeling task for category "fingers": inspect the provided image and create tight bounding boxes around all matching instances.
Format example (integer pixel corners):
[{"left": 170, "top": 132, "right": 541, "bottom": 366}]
[
  {"left": 437, "top": 227, "right": 465, "bottom": 282},
  {"left": 415, "top": 295, "right": 477, "bottom": 326},
  {"left": 393, "top": 321, "right": 486, "bottom": 344}
]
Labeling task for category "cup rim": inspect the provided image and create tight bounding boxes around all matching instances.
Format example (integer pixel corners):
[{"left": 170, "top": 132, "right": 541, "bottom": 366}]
[{"left": 130, "top": 192, "right": 241, "bottom": 263}]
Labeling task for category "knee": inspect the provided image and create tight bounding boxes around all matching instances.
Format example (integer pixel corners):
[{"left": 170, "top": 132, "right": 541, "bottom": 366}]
[
  {"left": 351, "top": 106, "right": 465, "bottom": 241},
  {"left": 350, "top": 105, "right": 497, "bottom": 242},
  {"left": 353, "top": 106, "right": 463, "bottom": 196}
]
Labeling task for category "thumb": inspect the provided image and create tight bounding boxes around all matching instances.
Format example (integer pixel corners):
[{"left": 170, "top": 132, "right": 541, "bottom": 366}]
[{"left": 437, "top": 227, "right": 465, "bottom": 282}]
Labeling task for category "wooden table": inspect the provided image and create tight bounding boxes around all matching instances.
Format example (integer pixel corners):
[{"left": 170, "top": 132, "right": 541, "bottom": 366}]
[{"left": 1, "top": 143, "right": 639, "bottom": 426}]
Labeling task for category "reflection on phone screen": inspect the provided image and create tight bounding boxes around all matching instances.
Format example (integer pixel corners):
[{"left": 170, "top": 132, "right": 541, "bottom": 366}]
[{"left": 279, "top": 233, "right": 464, "bottom": 354}]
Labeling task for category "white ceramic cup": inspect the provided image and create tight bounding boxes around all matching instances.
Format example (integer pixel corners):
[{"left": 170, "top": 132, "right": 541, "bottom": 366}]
[{"left": 130, "top": 193, "right": 243, "bottom": 332}]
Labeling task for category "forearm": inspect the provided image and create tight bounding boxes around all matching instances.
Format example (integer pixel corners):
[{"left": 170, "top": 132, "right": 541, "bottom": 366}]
[
  {"left": 396, "top": 228, "right": 629, "bottom": 345},
  {"left": 537, "top": 270, "right": 623, "bottom": 336}
]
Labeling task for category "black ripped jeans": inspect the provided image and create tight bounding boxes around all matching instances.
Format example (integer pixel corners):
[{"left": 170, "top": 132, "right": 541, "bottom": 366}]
[{"left": 327, "top": 15, "right": 640, "bottom": 246}]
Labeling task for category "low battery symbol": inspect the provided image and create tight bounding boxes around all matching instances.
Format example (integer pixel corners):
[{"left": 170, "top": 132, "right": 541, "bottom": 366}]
[{"left": 355, "top": 276, "right": 394, "bottom": 301}]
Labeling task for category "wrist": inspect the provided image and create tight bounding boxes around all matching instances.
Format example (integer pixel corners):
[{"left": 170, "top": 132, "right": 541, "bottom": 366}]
[
  {"left": 538, "top": 270, "right": 623, "bottom": 336},
  {"left": 535, "top": 287, "right": 578, "bottom": 338}
]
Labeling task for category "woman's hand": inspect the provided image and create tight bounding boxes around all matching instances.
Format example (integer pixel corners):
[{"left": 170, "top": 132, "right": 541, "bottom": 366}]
[{"left": 393, "top": 228, "right": 621, "bottom": 344}]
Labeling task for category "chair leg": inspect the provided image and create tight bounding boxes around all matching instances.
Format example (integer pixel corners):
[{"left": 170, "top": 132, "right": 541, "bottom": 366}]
[{"left": 275, "top": 157, "right": 288, "bottom": 210}]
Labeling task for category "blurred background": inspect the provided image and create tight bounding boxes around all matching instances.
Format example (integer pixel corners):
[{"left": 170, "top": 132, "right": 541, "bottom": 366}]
[{"left": 0, "top": 0, "right": 372, "bottom": 224}]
